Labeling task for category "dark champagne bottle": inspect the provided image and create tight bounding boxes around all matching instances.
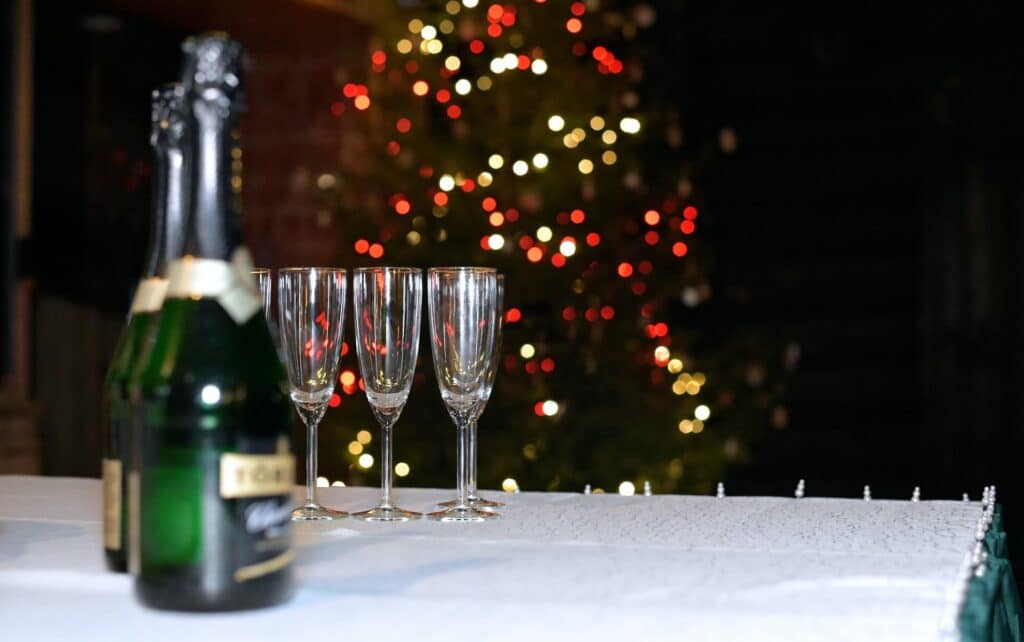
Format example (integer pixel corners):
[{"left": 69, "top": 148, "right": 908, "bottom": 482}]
[
  {"left": 103, "top": 83, "right": 189, "bottom": 573},
  {"left": 133, "top": 33, "right": 295, "bottom": 612}
]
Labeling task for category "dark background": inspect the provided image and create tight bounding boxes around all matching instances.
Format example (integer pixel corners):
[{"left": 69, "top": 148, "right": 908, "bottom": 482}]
[{"left": 2, "top": 0, "right": 1021, "bottom": 569}]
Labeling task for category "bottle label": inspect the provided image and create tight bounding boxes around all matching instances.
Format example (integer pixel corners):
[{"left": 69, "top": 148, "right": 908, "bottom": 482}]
[
  {"left": 102, "top": 458, "right": 122, "bottom": 550},
  {"left": 219, "top": 453, "right": 294, "bottom": 498},
  {"left": 220, "top": 450, "right": 295, "bottom": 583},
  {"left": 130, "top": 277, "right": 169, "bottom": 314},
  {"left": 165, "top": 248, "right": 261, "bottom": 324}
]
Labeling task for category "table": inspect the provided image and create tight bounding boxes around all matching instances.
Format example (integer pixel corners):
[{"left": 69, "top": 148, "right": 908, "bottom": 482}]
[{"left": 0, "top": 475, "right": 1002, "bottom": 641}]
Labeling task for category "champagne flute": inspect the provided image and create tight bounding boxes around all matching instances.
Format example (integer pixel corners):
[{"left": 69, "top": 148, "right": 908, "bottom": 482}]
[
  {"left": 439, "top": 274, "right": 504, "bottom": 509},
  {"left": 351, "top": 267, "right": 423, "bottom": 522},
  {"left": 426, "top": 267, "right": 499, "bottom": 522},
  {"left": 278, "top": 267, "right": 347, "bottom": 521},
  {"left": 252, "top": 268, "right": 273, "bottom": 321}
]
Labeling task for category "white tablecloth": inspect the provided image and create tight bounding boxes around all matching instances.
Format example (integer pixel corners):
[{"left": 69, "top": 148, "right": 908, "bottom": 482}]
[{"left": 0, "top": 475, "right": 978, "bottom": 641}]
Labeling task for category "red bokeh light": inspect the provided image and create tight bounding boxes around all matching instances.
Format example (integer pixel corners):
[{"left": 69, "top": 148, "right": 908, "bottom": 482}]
[
  {"left": 434, "top": 192, "right": 449, "bottom": 207},
  {"left": 505, "top": 307, "right": 522, "bottom": 323},
  {"left": 644, "top": 230, "right": 660, "bottom": 245},
  {"left": 683, "top": 205, "right": 699, "bottom": 220},
  {"left": 562, "top": 306, "right": 576, "bottom": 321},
  {"left": 680, "top": 220, "right": 696, "bottom": 234},
  {"left": 600, "top": 305, "right": 615, "bottom": 320},
  {"left": 328, "top": 393, "right": 341, "bottom": 408},
  {"left": 617, "top": 262, "right": 634, "bottom": 278},
  {"left": 481, "top": 196, "right": 497, "bottom": 212},
  {"left": 446, "top": 105, "right": 462, "bottom": 119},
  {"left": 644, "top": 209, "right": 661, "bottom": 225},
  {"left": 518, "top": 235, "right": 534, "bottom": 250},
  {"left": 330, "top": 101, "right": 344, "bottom": 116},
  {"left": 436, "top": 89, "right": 451, "bottom": 103},
  {"left": 566, "top": 17, "right": 582, "bottom": 33},
  {"left": 517, "top": 55, "right": 531, "bottom": 70},
  {"left": 586, "top": 232, "right": 601, "bottom": 246},
  {"left": 525, "top": 360, "right": 539, "bottom": 374},
  {"left": 570, "top": 1, "right": 585, "bottom": 16},
  {"left": 354, "top": 239, "right": 369, "bottom": 254},
  {"left": 479, "top": 236, "right": 491, "bottom": 251},
  {"left": 631, "top": 281, "right": 647, "bottom": 296},
  {"left": 396, "top": 118, "right": 412, "bottom": 133},
  {"left": 371, "top": 50, "right": 386, "bottom": 66},
  {"left": 505, "top": 208, "right": 520, "bottom": 222},
  {"left": 672, "top": 242, "right": 689, "bottom": 257},
  {"left": 534, "top": 401, "right": 546, "bottom": 416},
  {"left": 342, "top": 83, "right": 358, "bottom": 98},
  {"left": 551, "top": 253, "right": 566, "bottom": 267},
  {"left": 487, "top": 4, "right": 504, "bottom": 21},
  {"left": 412, "top": 80, "right": 429, "bottom": 96},
  {"left": 584, "top": 308, "right": 599, "bottom": 322},
  {"left": 470, "top": 39, "right": 485, "bottom": 54},
  {"left": 368, "top": 243, "right": 384, "bottom": 259},
  {"left": 487, "top": 23, "right": 503, "bottom": 38},
  {"left": 394, "top": 199, "right": 411, "bottom": 215},
  {"left": 592, "top": 46, "right": 607, "bottom": 61},
  {"left": 461, "top": 178, "right": 476, "bottom": 192},
  {"left": 570, "top": 209, "right": 586, "bottom": 224},
  {"left": 540, "top": 358, "right": 556, "bottom": 373},
  {"left": 386, "top": 141, "right": 400, "bottom": 156},
  {"left": 526, "top": 247, "right": 544, "bottom": 263},
  {"left": 638, "top": 260, "right": 653, "bottom": 275}
]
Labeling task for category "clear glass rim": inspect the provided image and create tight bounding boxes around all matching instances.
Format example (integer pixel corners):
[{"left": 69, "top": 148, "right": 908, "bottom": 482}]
[
  {"left": 251, "top": 268, "right": 271, "bottom": 274},
  {"left": 278, "top": 266, "right": 348, "bottom": 274},
  {"left": 353, "top": 266, "right": 422, "bottom": 274},
  {"left": 428, "top": 266, "right": 497, "bottom": 274}
]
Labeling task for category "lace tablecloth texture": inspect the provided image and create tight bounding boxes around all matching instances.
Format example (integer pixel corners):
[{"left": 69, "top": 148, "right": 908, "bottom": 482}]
[{"left": 0, "top": 475, "right": 981, "bottom": 641}]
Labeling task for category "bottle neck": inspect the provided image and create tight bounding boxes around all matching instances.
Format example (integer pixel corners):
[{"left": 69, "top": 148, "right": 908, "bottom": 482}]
[
  {"left": 144, "top": 146, "right": 188, "bottom": 278},
  {"left": 184, "top": 99, "right": 243, "bottom": 261}
]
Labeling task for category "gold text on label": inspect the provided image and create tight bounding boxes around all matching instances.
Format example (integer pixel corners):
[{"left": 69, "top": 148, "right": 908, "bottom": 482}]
[{"left": 219, "top": 453, "right": 295, "bottom": 499}]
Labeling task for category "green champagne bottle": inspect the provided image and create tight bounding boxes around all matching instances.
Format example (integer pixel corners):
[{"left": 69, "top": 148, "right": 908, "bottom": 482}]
[
  {"left": 102, "top": 83, "right": 189, "bottom": 573},
  {"left": 132, "top": 33, "right": 295, "bottom": 612}
]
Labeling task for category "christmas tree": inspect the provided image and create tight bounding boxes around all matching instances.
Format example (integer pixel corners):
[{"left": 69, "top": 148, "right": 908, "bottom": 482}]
[{"left": 317, "top": 0, "right": 790, "bottom": 494}]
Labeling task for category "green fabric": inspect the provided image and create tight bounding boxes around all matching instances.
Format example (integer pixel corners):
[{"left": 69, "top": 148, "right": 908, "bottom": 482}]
[{"left": 960, "top": 505, "right": 1023, "bottom": 642}]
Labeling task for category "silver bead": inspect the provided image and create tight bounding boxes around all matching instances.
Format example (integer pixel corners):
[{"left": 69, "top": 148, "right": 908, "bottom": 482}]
[
  {"left": 863, "top": 485, "right": 872, "bottom": 501},
  {"left": 911, "top": 487, "right": 921, "bottom": 502},
  {"left": 795, "top": 479, "right": 805, "bottom": 499},
  {"left": 716, "top": 482, "right": 725, "bottom": 498},
  {"left": 963, "top": 493, "right": 970, "bottom": 502},
  {"left": 643, "top": 480, "right": 652, "bottom": 496},
  {"left": 583, "top": 484, "right": 591, "bottom": 495}
]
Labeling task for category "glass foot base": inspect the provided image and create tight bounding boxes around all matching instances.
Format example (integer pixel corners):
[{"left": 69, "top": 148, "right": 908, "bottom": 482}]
[
  {"left": 291, "top": 503, "right": 347, "bottom": 521},
  {"left": 352, "top": 505, "right": 422, "bottom": 522},
  {"left": 427, "top": 506, "right": 499, "bottom": 522},
  {"left": 437, "top": 494, "right": 505, "bottom": 509}
]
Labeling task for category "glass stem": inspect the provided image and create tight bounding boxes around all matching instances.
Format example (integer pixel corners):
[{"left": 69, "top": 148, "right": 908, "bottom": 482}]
[
  {"left": 467, "top": 419, "right": 478, "bottom": 499},
  {"left": 456, "top": 421, "right": 469, "bottom": 510},
  {"left": 306, "top": 418, "right": 317, "bottom": 507},
  {"left": 380, "top": 422, "right": 393, "bottom": 508}
]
